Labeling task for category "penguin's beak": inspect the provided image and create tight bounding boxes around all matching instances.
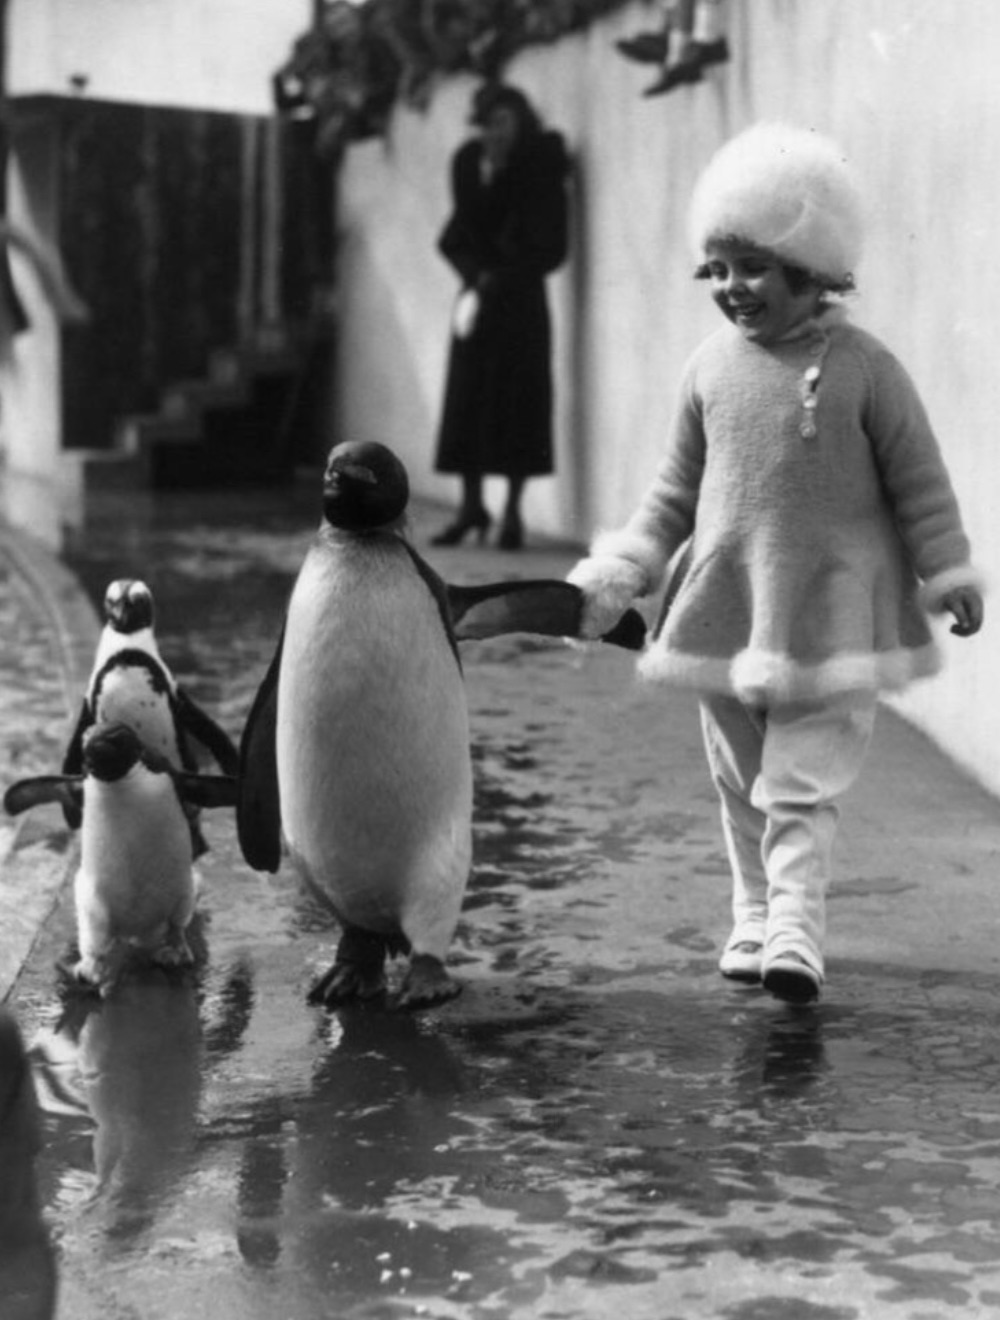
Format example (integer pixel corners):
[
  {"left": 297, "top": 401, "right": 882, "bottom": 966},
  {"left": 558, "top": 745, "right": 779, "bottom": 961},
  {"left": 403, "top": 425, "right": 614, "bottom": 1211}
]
[
  {"left": 106, "top": 580, "right": 154, "bottom": 632},
  {"left": 324, "top": 461, "right": 378, "bottom": 497}
]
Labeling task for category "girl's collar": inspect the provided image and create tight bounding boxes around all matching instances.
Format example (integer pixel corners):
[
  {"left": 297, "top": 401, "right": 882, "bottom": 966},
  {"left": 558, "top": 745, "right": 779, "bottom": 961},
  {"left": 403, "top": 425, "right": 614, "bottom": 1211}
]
[{"left": 775, "top": 303, "right": 850, "bottom": 345}]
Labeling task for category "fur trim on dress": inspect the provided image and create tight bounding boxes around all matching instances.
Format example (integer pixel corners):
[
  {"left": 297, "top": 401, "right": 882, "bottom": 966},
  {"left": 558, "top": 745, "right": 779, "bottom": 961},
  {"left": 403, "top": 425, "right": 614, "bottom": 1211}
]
[
  {"left": 588, "top": 527, "right": 668, "bottom": 588},
  {"left": 566, "top": 551, "right": 649, "bottom": 636},
  {"left": 638, "top": 641, "right": 942, "bottom": 703},
  {"left": 919, "top": 564, "right": 987, "bottom": 613}
]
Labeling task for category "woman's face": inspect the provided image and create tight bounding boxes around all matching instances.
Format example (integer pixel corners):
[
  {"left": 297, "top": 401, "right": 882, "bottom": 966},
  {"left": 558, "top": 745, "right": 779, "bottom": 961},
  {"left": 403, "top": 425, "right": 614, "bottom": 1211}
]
[{"left": 482, "top": 105, "right": 520, "bottom": 166}]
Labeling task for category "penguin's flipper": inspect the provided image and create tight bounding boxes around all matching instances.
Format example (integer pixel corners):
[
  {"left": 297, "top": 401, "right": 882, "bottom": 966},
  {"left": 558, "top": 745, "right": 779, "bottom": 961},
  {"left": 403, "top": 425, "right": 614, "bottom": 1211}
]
[
  {"left": 237, "top": 634, "right": 284, "bottom": 874},
  {"left": 447, "top": 580, "right": 647, "bottom": 651},
  {"left": 4, "top": 775, "right": 84, "bottom": 818},
  {"left": 174, "top": 773, "right": 239, "bottom": 812},
  {"left": 60, "top": 700, "right": 92, "bottom": 828},
  {"left": 173, "top": 687, "right": 240, "bottom": 775},
  {"left": 397, "top": 540, "right": 461, "bottom": 664}
]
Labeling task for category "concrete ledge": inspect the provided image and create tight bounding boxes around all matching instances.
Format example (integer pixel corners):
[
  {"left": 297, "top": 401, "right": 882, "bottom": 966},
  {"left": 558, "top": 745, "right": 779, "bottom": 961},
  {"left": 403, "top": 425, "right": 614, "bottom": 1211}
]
[{"left": 0, "top": 524, "right": 99, "bottom": 999}]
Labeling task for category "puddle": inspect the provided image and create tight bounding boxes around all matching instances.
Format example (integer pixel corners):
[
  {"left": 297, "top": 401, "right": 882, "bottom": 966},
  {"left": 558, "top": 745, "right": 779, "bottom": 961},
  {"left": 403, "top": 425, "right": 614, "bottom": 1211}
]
[{"left": 5, "top": 486, "right": 1000, "bottom": 1319}]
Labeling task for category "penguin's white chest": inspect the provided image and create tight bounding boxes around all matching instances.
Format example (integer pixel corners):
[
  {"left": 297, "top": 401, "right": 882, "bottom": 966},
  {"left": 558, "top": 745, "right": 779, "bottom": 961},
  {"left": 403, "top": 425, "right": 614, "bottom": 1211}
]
[
  {"left": 91, "top": 668, "right": 179, "bottom": 763},
  {"left": 77, "top": 770, "right": 195, "bottom": 941},
  {"left": 276, "top": 539, "right": 472, "bottom": 948}
]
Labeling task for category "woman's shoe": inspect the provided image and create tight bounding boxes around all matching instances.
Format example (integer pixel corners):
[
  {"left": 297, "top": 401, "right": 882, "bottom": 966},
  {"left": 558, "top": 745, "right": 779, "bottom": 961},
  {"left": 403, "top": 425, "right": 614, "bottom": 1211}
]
[
  {"left": 615, "top": 31, "right": 669, "bottom": 64},
  {"left": 643, "top": 39, "right": 729, "bottom": 97},
  {"left": 643, "top": 58, "right": 704, "bottom": 96},
  {"left": 430, "top": 510, "right": 491, "bottom": 546},
  {"left": 497, "top": 512, "right": 524, "bottom": 551},
  {"left": 762, "top": 951, "right": 822, "bottom": 1004},
  {"left": 719, "top": 940, "right": 763, "bottom": 983}
]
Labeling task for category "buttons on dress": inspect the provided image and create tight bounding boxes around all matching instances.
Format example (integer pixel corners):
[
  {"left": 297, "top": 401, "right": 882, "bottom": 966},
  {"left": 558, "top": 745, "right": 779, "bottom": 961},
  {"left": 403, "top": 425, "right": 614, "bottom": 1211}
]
[{"left": 798, "top": 339, "right": 829, "bottom": 440}]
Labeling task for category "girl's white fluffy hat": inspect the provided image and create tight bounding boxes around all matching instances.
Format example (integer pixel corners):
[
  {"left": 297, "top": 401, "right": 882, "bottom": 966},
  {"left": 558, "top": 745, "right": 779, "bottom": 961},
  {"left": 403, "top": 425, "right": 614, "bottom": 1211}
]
[{"left": 688, "top": 122, "right": 864, "bottom": 283}]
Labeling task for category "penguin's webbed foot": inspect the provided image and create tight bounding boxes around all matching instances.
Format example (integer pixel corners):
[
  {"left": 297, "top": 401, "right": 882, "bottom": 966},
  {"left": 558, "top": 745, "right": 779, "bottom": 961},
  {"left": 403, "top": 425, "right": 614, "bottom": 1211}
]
[
  {"left": 71, "top": 954, "right": 117, "bottom": 997},
  {"left": 152, "top": 932, "right": 195, "bottom": 970},
  {"left": 392, "top": 954, "right": 462, "bottom": 1011},
  {"left": 308, "top": 927, "right": 388, "bottom": 1007}
]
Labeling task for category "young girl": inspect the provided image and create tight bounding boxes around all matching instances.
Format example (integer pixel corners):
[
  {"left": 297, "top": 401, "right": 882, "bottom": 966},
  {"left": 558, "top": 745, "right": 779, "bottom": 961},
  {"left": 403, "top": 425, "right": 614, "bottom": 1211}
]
[{"left": 568, "top": 123, "right": 984, "bottom": 1004}]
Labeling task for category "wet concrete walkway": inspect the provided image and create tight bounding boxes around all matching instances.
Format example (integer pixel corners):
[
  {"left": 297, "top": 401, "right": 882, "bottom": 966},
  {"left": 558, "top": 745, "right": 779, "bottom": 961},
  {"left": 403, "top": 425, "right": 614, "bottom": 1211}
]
[{"left": 3, "top": 481, "right": 1000, "bottom": 1319}]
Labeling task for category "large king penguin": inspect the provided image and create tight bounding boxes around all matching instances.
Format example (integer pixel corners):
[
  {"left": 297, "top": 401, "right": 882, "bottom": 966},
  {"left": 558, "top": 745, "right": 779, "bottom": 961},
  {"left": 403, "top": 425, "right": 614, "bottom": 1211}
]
[
  {"left": 5, "top": 722, "right": 237, "bottom": 994},
  {"left": 238, "top": 441, "right": 645, "bottom": 1010},
  {"left": 62, "top": 578, "right": 238, "bottom": 852}
]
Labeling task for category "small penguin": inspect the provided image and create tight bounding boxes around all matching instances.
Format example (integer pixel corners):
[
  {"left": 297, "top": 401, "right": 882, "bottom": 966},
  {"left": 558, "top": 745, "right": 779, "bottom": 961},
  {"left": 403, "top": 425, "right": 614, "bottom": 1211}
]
[
  {"left": 5, "top": 722, "right": 237, "bottom": 995},
  {"left": 238, "top": 441, "right": 645, "bottom": 1011},
  {"left": 62, "top": 578, "right": 238, "bottom": 852}
]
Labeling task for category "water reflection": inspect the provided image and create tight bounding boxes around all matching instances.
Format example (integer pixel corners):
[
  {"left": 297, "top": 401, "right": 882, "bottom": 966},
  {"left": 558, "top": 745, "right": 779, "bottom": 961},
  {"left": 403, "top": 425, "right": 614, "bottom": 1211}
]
[
  {"left": 35, "top": 976, "right": 203, "bottom": 1241},
  {"left": 9, "top": 486, "right": 1000, "bottom": 1317},
  {"left": 31, "top": 953, "right": 255, "bottom": 1247},
  {"left": 230, "top": 1005, "right": 539, "bottom": 1313},
  {"left": 735, "top": 1005, "right": 827, "bottom": 1101}
]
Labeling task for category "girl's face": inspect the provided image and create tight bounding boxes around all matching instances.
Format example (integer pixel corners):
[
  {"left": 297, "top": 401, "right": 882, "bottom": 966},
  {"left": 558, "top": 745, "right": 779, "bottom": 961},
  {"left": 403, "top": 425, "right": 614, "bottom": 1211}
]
[{"left": 702, "top": 242, "right": 822, "bottom": 345}]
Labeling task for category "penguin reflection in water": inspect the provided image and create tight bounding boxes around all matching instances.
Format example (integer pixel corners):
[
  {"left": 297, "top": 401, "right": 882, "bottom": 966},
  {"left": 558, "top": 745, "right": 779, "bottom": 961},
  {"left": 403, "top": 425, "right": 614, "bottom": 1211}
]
[
  {"left": 239, "top": 441, "right": 643, "bottom": 1010},
  {"left": 5, "top": 722, "right": 237, "bottom": 994}
]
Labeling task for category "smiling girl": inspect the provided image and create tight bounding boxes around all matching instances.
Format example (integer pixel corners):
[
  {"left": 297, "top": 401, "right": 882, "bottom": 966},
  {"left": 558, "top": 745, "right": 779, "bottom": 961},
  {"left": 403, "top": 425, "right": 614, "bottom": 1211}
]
[{"left": 567, "top": 123, "right": 984, "bottom": 1004}]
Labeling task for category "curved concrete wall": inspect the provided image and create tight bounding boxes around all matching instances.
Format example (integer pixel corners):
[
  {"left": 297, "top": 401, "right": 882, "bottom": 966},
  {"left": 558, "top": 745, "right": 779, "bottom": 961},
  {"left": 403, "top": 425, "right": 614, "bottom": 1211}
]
[{"left": 334, "top": 0, "right": 1000, "bottom": 794}]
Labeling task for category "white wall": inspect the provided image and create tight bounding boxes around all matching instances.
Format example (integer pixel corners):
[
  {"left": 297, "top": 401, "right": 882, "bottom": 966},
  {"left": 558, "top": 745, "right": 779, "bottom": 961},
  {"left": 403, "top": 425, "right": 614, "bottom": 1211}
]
[
  {"left": 6, "top": 0, "right": 312, "bottom": 114},
  {"left": 333, "top": 0, "right": 1000, "bottom": 795}
]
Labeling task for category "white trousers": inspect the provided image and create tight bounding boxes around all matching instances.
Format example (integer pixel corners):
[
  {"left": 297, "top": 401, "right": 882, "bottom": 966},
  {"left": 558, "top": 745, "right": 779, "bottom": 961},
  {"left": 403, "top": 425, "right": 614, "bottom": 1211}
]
[{"left": 699, "top": 691, "right": 877, "bottom": 978}]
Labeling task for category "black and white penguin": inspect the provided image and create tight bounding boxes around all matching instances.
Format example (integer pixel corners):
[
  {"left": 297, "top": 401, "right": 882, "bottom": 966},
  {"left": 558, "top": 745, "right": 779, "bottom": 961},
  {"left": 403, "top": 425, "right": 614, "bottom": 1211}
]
[
  {"left": 61, "top": 578, "right": 238, "bottom": 852},
  {"left": 5, "top": 722, "right": 237, "bottom": 995},
  {"left": 238, "top": 441, "right": 645, "bottom": 1011}
]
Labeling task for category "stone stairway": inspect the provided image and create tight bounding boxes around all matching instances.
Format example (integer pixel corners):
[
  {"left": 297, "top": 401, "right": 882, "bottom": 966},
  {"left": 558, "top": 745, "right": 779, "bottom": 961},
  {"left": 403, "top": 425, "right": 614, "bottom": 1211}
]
[{"left": 59, "top": 339, "right": 306, "bottom": 497}]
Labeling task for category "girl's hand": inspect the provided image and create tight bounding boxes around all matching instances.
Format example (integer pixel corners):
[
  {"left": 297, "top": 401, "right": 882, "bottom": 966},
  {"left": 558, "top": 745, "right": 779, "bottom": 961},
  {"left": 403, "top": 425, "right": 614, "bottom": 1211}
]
[
  {"left": 942, "top": 585, "right": 984, "bottom": 636},
  {"left": 567, "top": 555, "right": 647, "bottom": 638}
]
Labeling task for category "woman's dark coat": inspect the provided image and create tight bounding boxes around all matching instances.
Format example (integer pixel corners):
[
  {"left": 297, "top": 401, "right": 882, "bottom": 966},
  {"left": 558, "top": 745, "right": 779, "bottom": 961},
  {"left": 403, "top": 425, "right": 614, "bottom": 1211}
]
[{"left": 434, "top": 129, "right": 570, "bottom": 478}]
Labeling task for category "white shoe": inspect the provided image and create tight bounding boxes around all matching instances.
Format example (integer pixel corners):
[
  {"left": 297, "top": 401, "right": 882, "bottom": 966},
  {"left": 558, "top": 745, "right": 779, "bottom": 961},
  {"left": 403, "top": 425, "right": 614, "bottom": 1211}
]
[
  {"left": 719, "top": 939, "right": 763, "bottom": 983},
  {"left": 762, "top": 951, "right": 822, "bottom": 1003}
]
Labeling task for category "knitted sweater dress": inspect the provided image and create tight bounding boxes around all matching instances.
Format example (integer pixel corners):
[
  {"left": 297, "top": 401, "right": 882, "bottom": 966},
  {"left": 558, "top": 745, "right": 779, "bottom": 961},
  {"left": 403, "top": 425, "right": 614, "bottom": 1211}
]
[{"left": 593, "top": 313, "right": 978, "bottom": 704}]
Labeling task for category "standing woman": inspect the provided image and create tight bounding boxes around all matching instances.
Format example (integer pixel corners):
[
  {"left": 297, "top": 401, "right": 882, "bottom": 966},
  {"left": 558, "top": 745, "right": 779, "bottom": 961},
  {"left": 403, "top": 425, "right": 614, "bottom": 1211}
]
[{"left": 431, "top": 84, "right": 570, "bottom": 550}]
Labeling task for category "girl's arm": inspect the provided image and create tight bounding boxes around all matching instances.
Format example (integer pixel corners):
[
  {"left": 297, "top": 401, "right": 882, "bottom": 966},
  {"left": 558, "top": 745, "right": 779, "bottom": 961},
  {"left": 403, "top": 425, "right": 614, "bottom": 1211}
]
[{"left": 863, "top": 344, "right": 985, "bottom": 627}]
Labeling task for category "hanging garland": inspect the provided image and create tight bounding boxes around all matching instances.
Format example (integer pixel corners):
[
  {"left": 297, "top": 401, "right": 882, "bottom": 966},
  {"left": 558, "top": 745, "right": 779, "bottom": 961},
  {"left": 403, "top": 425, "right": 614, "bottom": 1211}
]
[{"left": 274, "top": 0, "right": 631, "bottom": 158}]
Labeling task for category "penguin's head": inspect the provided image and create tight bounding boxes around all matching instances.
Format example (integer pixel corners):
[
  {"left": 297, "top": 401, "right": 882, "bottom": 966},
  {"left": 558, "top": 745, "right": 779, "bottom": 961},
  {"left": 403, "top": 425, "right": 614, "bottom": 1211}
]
[
  {"left": 103, "top": 579, "right": 155, "bottom": 634},
  {"left": 81, "top": 723, "right": 144, "bottom": 782},
  {"left": 321, "top": 442, "right": 410, "bottom": 532}
]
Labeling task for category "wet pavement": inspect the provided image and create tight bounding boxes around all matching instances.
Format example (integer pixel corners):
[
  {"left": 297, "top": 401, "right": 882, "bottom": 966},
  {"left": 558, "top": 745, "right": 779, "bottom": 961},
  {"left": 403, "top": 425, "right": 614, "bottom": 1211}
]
[{"left": 3, "top": 481, "right": 1000, "bottom": 1319}]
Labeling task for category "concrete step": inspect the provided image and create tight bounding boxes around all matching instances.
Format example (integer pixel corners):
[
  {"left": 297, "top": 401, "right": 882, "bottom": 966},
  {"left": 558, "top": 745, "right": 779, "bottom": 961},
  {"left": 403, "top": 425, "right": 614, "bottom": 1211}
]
[
  {"left": 107, "top": 338, "right": 306, "bottom": 489},
  {"left": 57, "top": 449, "right": 149, "bottom": 499},
  {"left": 114, "top": 412, "right": 202, "bottom": 456},
  {"left": 209, "top": 343, "right": 301, "bottom": 383},
  {"left": 160, "top": 377, "right": 250, "bottom": 420}
]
